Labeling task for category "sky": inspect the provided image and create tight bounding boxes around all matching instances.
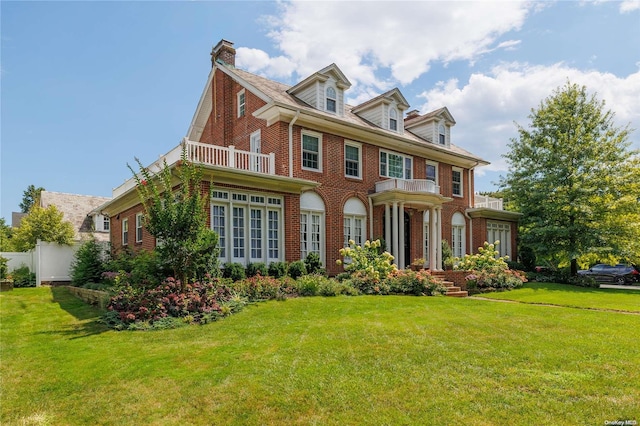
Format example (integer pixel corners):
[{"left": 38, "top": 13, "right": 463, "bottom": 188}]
[{"left": 2, "top": 0, "right": 639, "bottom": 222}]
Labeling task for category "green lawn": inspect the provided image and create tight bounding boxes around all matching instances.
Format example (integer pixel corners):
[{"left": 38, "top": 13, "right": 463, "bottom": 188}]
[
  {"left": 475, "top": 282, "right": 640, "bottom": 312},
  {"left": 2, "top": 286, "right": 639, "bottom": 425}
]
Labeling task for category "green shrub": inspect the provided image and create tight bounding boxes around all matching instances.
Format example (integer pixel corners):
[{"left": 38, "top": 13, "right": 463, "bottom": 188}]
[
  {"left": 455, "top": 241, "right": 509, "bottom": 272},
  {"left": 385, "top": 269, "right": 447, "bottom": 296},
  {"left": 344, "top": 271, "right": 391, "bottom": 295},
  {"left": 71, "top": 238, "right": 106, "bottom": 287},
  {"left": 304, "top": 252, "right": 323, "bottom": 275},
  {"left": 295, "top": 274, "right": 319, "bottom": 296},
  {"left": 246, "top": 262, "right": 268, "bottom": 277},
  {"left": 465, "top": 269, "right": 527, "bottom": 293},
  {"left": 231, "top": 275, "right": 282, "bottom": 301},
  {"left": 337, "top": 239, "right": 396, "bottom": 282},
  {"left": 268, "top": 261, "right": 288, "bottom": 278},
  {"left": 316, "top": 276, "right": 357, "bottom": 297},
  {"left": 288, "top": 260, "right": 307, "bottom": 279},
  {"left": 11, "top": 265, "right": 36, "bottom": 288},
  {"left": 222, "top": 262, "right": 246, "bottom": 282},
  {"left": 0, "top": 256, "right": 8, "bottom": 280}
]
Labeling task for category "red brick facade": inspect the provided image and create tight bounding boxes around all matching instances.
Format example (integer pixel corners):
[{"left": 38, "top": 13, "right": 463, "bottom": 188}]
[{"left": 104, "top": 40, "right": 520, "bottom": 276}]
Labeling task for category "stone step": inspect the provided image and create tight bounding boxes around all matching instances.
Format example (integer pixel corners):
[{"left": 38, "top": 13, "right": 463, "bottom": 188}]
[{"left": 446, "top": 290, "right": 469, "bottom": 298}]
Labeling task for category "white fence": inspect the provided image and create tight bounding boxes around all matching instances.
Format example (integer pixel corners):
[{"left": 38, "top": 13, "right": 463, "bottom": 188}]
[{"left": 1, "top": 240, "right": 80, "bottom": 286}]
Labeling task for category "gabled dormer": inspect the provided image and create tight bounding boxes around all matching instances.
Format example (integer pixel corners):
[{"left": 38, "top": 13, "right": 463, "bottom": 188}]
[
  {"left": 352, "top": 88, "right": 410, "bottom": 134},
  {"left": 287, "top": 64, "right": 351, "bottom": 116},
  {"left": 404, "top": 107, "right": 456, "bottom": 147}
]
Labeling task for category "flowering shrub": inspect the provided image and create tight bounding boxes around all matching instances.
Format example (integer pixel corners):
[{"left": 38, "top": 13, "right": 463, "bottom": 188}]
[
  {"left": 337, "top": 239, "right": 396, "bottom": 282},
  {"left": 455, "top": 241, "right": 509, "bottom": 272},
  {"left": 107, "top": 277, "right": 233, "bottom": 326},
  {"left": 456, "top": 241, "right": 527, "bottom": 293},
  {"left": 229, "top": 274, "right": 285, "bottom": 301},
  {"left": 385, "top": 269, "right": 448, "bottom": 296}
]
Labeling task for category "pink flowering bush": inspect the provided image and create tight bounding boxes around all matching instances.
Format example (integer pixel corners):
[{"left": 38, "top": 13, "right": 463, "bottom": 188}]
[{"left": 385, "top": 269, "right": 448, "bottom": 296}]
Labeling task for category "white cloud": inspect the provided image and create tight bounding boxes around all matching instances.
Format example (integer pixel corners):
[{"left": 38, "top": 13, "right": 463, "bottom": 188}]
[
  {"left": 620, "top": 0, "right": 640, "bottom": 13},
  {"left": 418, "top": 62, "right": 640, "bottom": 172},
  {"left": 236, "top": 47, "right": 296, "bottom": 78},
  {"left": 259, "top": 1, "right": 533, "bottom": 94}
]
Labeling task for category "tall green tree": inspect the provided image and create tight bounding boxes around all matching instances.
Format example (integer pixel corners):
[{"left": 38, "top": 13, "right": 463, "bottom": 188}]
[
  {"left": 12, "top": 205, "right": 75, "bottom": 251},
  {"left": 129, "top": 148, "right": 218, "bottom": 289},
  {"left": 500, "top": 82, "right": 640, "bottom": 274},
  {"left": 0, "top": 218, "right": 15, "bottom": 252},
  {"left": 19, "top": 185, "right": 45, "bottom": 213}
]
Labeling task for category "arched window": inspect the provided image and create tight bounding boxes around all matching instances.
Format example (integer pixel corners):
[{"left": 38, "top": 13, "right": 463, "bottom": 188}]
[
  {"left": 343, "top": 198, "right": 366, "bottom": 248},
  {"left": 300, "top": 192, "right": 325, "bottom": 264},
  {"left": 389, "top": 108, "right": 398, "bottom": 131},
  {"left": 326, "top": 87, "right": 337, "bottom": 113},
  {"left": 451, "top": 212, "right": 466, "bottom": 258},
  {"left": 438, "top": 124, "right": 446, "bottom": 145}
]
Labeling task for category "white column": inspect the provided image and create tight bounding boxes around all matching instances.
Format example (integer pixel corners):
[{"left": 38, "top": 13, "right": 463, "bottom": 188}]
[
  {"left": 398, "top": 202, "right": 405, "bottom": 268},
  {"left": 429, "top": 206, "right": 437, "bottom": 270},
  {"left": 384, "top": 203, "right": 391, "bottom": 253},
  {"left": 436, "top": 207, "right": 443, "bottom": 271},
  {"left": 392, "top": 201, "right": 399, "bottom": 266}
]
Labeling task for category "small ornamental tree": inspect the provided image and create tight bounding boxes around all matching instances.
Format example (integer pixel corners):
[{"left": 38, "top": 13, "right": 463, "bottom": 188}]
[
  {"left": 129, "top": 147, "right": 219, "bottom": 290},
  {"left": 12, "top": 205, "right": 75, "bottom": 251}
]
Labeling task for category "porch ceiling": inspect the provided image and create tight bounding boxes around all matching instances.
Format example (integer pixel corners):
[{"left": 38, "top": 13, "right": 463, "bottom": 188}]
[{"left": 368, "top": 190, "right": 452, "bottom": 210}]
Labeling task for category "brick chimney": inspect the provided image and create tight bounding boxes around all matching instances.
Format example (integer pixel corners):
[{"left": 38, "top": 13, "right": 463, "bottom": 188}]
[
  {"left": 211, "top": 39, "right": 236, "bottom": 67},
  {"left": 405, "top": 109, "right": 421, "bottom": 120}
]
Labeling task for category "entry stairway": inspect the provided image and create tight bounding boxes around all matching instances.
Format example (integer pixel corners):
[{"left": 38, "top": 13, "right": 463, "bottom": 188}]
[{"left": 430, "top": 271, "right": 468, "bottom": 297}]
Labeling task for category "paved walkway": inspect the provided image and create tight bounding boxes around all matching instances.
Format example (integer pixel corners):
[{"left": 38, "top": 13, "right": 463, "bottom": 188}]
[{"left": 600, "top": 284, "right": 640, "bottom": 290}]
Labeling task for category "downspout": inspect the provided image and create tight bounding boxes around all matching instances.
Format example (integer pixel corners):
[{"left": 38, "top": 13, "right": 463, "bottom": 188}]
[{"left": 289, "top": 110, "right": 300, "bottom": 178}]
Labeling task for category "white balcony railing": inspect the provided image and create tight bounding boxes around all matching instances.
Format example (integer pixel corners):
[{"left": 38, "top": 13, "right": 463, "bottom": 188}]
[
  {"left": 375, "top": 179, "right": 440, "bottom": 195},
  {"left": 113, "top": 139, "right": 276, "bottom": 198},
  {"left": 475, "top": 194, "right": 504, "bottom": 210}
]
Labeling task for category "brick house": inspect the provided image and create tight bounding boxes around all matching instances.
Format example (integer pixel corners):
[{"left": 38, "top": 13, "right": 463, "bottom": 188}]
[{"left": 98, "top": 39, "right": 521, "bottom": 276}]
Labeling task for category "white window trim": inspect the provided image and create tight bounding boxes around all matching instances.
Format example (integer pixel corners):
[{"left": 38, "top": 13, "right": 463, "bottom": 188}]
[
  {"left": 135, "top": 213, "right": 144, "bottom": 243},
  {"left": 325, "top": 86, "right": 337, "bottom": 114},
  {"left": 380, "top": 149, "right": 413, "bottom": 180},
  {"left": 344, "top": 140, "right": 362, "bottom": 179},
  {"left": 389, "top": 107, "right": 398, "bottom": 132},
  {"left": 301, "top": 130, "right": 323, "bottom": 172},
  {"left": 438, "top": 123, "right": 446, "bottom": 145},
  {"left": 103, "top": 215, "right": 110, "bottom": 232},
  {"left": 237, "top": 89, "right": 246, "bottom": 118},
  {"left": 451, "top": 213, "right": 466, "bottom": 259},
  {"left": 426, "top": 161, "right": 439, "bottom": 185},
  {"left": 122, "top": 218, "right": 129, "bottom": 246},
  {"left": 452, "top": 167, "right": 463, "bottom": 197}
]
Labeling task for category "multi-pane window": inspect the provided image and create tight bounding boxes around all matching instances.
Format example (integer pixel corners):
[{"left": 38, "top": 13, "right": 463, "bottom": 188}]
[
  {"left": 103, "top": 215, "right": 110, "bottom": 231},
  {"left": 380, "top": 150, "right": 412, "bottom": 179},
  {"left": 345, "top": 142, "right": 361, "bottom": 178},
  {"left": 326, "top": 87, "right": 337, "bottom": 113},
  {"left": 233, "top": 207, "right": 245, "bottom": 259},
  {"left": 426, "top": 162, "right": 437, "bottom": 183},
  {"left": 237, "top": 90, "right": 246, "bottom": 117},
  {"left": 487, "top": 222, "right": 511, "bottom": 258},
  {"left": 211, "top": 205, "right": 226, "bottom": 258},
  {"left": 343, "top": 216, "right": 364, "bottom": 247},
  {"left": 300, "top": 212, "right": 322, "bottom": 260},
  {"left": 389, "top": 108, "right": 398, "bottom": 131},
  {"left": 452, "top": 168, "right": 463, "bottom": 197},
  {"left": 122, "top": 218, "right": 128, "bottom": 246},
  {"left": 439, "top": 124, "right": 446, "bottom": 145},
  {"left": 135, "top": 213, "right": 143, "bottom": 243},
  {"left": 212, "top": 191, "right": 282, "bottom": 264},
  {"left": 451, "top": 213, "right": 466, "bottom": 259},
  {"left": 250, "top": 130, "right": 261, "bottom": 172},
  {"left": 302, "top": 132, "right": 321, "bottom": 171}
]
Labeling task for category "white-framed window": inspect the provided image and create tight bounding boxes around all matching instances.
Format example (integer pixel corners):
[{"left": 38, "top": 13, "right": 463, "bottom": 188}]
[
  {"left": 451, "top": 212, "right": 466, "bottom": 259},
  {"left": 211, "top": 190, "right": 283, "bottom": 265},
  {"left": 237, "top": 89, "right": 246, "bottom": 118},
  {"left": 135, "top": 213, "right": 143, "bottom": 243},
  {"left": 426, "top": 161, "right": 438, "bottom": 184},
  {"left": 344, "top": 141, "right": 362, "bottom": 179},
  {"left": 487, "top": 222, "right": 512, "bottom": 258},
  {"left": 389, "top": 108, "right": 398, "bottom": 131},
  {"left": 103, "top": 215, "right": 110, "bottom": 232},
  {"left": 452, "top": 167, "right": 463, "bottom": 197},
  {"left": 380, "top": 150, "right": 412, "bottom": 179},
  {"left": 122, "top": 218, "right": 128, "bottom": 246},
  {"left": 250, "top": 130, "right": 261, "bottom": 172},
  {"left": 300, "top": 191, "right": 325, "bottom": 264},
  {"left": 439, "top": 124, "right": 446, "bottom": 145},
  {"left": 302, "top": 131, "right": 322, "bottom": 172},
  {"left": 326, "top": 86, "right": 337, "bottom": 113},
  {"left": 343, "top": 198, "right": 366, "bottom": 248}
]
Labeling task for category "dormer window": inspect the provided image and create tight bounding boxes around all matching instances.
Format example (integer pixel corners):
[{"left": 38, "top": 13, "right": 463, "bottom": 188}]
[
  {"left": 326, "top": 87, "right": 337, "bottom": 113},
  {"left": 439, "top": 124, "right": 446, "bottom": 145},
  {"left": 389, "top": 108, "right": 398, "bottom": 131}
]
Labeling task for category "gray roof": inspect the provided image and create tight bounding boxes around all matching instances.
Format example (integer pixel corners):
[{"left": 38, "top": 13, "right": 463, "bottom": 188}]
[{"left": 39, "top": 191, "right": 112, "bottom": 241}]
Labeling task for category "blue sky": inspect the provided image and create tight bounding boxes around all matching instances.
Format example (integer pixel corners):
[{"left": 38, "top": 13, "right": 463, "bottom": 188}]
[{"left": 2, "top": 1, "right": 639, "bottom": 221}]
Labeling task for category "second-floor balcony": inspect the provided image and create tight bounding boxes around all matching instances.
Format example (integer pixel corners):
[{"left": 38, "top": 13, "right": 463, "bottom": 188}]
[{"left": 375, "top": 178, "right": 440, "bottom": 195}]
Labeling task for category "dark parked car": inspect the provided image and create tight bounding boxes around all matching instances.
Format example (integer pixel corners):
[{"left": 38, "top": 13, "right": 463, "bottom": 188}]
[{"left": 577, "top": 264, "right": 640, "bottom": 285}]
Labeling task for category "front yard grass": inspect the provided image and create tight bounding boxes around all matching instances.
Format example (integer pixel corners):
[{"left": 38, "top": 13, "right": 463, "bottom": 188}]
[
  {"left": 2, "top": 286, "right": 639, "bottom": 425},
  {"left": 475, "top": 282, "right": 640, "bottom": 312}
]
